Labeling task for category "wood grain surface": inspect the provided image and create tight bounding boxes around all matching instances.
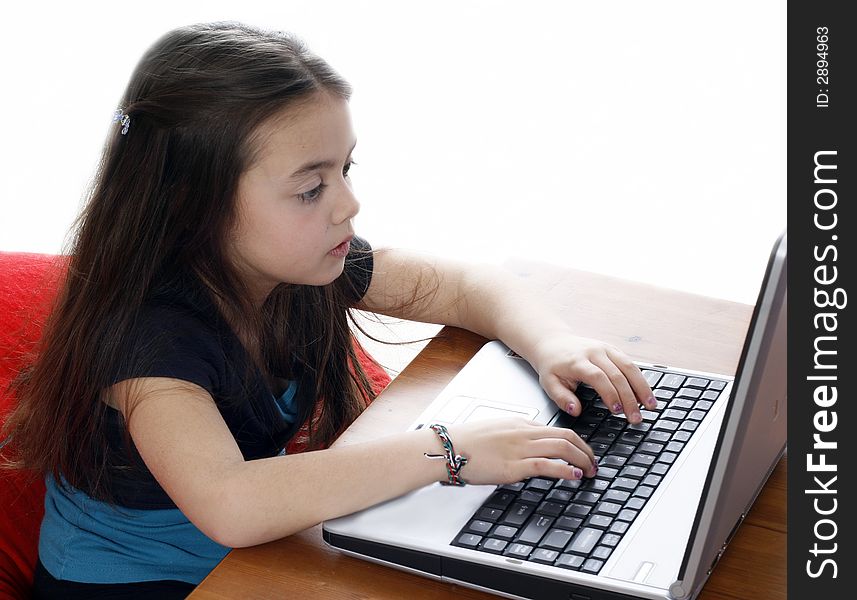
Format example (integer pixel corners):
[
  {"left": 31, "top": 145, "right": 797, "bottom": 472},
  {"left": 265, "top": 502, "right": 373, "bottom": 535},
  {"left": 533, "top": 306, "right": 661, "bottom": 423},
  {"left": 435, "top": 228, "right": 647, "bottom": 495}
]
[{"left": 190, "top": 264, "right": 785, "bottom": 600}]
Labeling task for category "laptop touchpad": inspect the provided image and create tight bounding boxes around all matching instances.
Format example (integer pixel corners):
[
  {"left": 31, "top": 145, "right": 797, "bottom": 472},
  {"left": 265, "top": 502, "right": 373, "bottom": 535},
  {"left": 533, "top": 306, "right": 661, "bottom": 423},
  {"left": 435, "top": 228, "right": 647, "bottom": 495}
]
[{"left": 462, "top": 402, "right": 539, "bottom": 423}]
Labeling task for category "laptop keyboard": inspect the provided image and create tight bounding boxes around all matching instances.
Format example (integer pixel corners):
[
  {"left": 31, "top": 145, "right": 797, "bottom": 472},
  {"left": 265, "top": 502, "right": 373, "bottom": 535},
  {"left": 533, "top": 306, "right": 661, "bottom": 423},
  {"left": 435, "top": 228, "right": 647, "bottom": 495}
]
[{"left": 451, "top": 367, "right": 729, "bottom": 575}]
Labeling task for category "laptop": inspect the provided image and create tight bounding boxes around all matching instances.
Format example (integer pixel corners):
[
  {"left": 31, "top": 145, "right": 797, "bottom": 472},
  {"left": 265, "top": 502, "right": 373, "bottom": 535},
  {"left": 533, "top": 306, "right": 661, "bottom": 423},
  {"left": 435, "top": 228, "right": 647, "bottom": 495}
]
[{"left": 323, "top": 231, "right": 786, "bottom": 600}]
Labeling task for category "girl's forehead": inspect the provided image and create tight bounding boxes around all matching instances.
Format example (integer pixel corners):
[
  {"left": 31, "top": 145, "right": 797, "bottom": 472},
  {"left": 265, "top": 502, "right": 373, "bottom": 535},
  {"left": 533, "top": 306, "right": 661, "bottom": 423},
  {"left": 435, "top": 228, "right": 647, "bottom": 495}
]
[{"left": 247, "top": 93, "right": 355, "bottom": 177}]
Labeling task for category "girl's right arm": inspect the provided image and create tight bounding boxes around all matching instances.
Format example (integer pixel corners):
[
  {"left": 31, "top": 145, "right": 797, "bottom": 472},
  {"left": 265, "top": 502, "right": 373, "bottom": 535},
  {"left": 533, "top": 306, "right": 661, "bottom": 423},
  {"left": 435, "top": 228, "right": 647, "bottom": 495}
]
[{"left": 112, "top": 377, "right": 596, "bottom": 549}]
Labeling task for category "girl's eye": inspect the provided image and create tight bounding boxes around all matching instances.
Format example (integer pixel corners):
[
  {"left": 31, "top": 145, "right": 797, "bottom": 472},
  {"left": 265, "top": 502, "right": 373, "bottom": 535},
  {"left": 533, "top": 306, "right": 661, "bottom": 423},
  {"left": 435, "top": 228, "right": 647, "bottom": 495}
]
[
  {"left": 343, "top": 159, "right": 356, "bottom": 178},
  {"left": 299, "top": 183, "right": 326, "bottom": 204}
]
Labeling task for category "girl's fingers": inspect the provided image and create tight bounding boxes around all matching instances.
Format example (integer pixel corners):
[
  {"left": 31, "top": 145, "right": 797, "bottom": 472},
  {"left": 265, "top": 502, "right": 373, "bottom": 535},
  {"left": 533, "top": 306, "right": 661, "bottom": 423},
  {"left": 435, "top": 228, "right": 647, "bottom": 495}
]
[
  {"left": 541, "top": 373, "right": 583, "bottom": 416},
  {"left": 526, "top": 437, "right": 596, "bottom": 476},
  {"left": 590, "top": 354, "right": 642, "bottom": 423},
  {"left": 606, "top": 347, "right": 656, "bottom": 409},
  {"left": 518, "top": 457, "right": 585, "bottom": 482}
]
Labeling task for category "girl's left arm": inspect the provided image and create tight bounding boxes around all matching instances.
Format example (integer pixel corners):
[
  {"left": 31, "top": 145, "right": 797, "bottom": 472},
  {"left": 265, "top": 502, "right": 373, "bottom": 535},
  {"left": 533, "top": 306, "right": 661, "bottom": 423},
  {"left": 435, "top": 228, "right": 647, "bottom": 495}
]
[{"left": 355, "top": 248, "right": 656, "bottom": 422}]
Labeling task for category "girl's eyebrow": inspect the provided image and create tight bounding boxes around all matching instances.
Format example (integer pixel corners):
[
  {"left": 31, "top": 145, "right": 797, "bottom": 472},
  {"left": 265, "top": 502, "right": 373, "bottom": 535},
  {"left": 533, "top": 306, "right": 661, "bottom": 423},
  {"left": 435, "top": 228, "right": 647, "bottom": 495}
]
[{"left": 289, "top": 140, "right": 357, "bottom": 179}]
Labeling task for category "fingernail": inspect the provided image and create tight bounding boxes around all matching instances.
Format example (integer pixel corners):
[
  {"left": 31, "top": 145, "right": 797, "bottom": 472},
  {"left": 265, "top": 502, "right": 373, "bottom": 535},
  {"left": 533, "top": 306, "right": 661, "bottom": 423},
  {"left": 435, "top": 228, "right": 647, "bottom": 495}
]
[
  {"left": 566, "top": 402, "right": 576, "bottom": 414},
  {"left": 573, "top": 467, "right": 583, "bottom": 479},
  {"left": 631, "top": 412, "right": 642, "bottom": 424},
  {"left": 646, "top": 396, "right": 657, "bottom": 409},
  {"left": 612, "top": 403, "right": 622, "bottom": 413}
]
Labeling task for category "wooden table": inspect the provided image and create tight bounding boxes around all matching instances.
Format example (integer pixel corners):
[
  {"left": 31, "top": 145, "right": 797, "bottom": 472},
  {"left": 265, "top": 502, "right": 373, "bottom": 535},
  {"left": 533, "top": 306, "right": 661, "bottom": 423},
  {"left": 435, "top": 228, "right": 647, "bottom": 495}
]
[{"left": 190, "top": 262, "right": 786, "bottom": 600}]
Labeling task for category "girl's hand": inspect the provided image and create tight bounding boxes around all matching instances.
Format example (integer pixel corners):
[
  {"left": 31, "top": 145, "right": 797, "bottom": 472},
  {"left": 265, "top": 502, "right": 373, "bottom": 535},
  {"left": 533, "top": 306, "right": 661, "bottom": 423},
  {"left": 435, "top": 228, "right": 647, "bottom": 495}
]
[
  {"left": 447, "top": 417, "right": 597, "bottom": 483},
  {"left": 530, "top": 334, "right": 656, "bottom": 424}
]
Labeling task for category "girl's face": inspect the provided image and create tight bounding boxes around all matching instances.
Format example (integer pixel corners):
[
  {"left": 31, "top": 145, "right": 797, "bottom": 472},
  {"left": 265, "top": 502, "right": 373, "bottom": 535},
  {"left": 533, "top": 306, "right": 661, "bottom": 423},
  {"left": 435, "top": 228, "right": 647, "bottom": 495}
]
[{"left": 228, "top": 91, "right": 360, "bottom": 305}]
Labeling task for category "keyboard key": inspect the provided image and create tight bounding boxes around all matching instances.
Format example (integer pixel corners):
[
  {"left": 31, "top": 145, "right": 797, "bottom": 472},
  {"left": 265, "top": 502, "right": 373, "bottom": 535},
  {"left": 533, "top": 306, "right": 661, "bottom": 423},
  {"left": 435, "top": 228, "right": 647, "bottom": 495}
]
[
  {"left": 679, "top": 420, "right": 699, "bottom": 432},
  {"left": 584, "top": 514, "right": 613, "bottom": 529},
  {"left": 602, "top": 489, "right": 631, "bottom": 503},
  {"left": 456, "top": 533, "right": 482, "bottom": 548},
  {"left": 590, "top": 431, "right": 619, "bottom": 445},
  {"left": 628, "top": 454, "right": 656, "bottom": 468},
  {"left": 626, "top": 497, "right": 646, "bottom": 510},
  {"left": 481, "top": 538, "right": 508, "bottom": 553},
  {"left": 668, "top": 398, "right": 695, "bottom": 410},
  {"left": 595, "top": 466, "right": 619, "bottom": 480},
  {"left": 499, "top": 481, "right": 526, "bottom": 492},
  {"left": 609, "top": 521, "right": 630, "bottom": 534},
  {"left": 662, "top": 408, "right": 687, "bottom": 421},
  {"left": 685, "top": 377, "right": 709, "bottom": 388},
  {"left": 502, "top": 502, "right": 536, "bottom": 526},
  {"left": 546, "top": 489, "right": 574, "bottom": 503},
  {"left": 555, "top": 478, "right": 584, "bottom": 491},
  {"left": 529, "top": 548, "right": 559, "bottom": 564},
  {"left": 520, "top": 490, "right": 545, "bottom": 504},
  {"left": 653, "top": 388, "right": 674, "bottom": 400},
  {"left": 653, "top": 420, "right": 679, "bottom": 432},
  {"left": 611, "top": 443, "right": 636, "bottom": 456},
  {"left": 688, "top": 410, "right": 706, "bottom": 421},
  {"left": 567, "top": 527, "right": 603, "bottom": 554},
  {"left": 563, "top": 503, "right": 592, "bottom": 518},
  {"left": 658, "top": 374, "right": 685, "bottom": 389},
  {"left": 666, "top": 441, "right": 685, "bottom": 453},
  {"left": 504, "top": 543, "right": 533, "bottom": 559},
  {"left": 590, "top": 442, "right": 612, "bottom": 456},
  {"left": 641, "top": 370, "right": 663, "bottom": 387},
  {"left": 582, "top": 479, "right": 610, "bottom": 492},
  {"left": 611, "top": 477, "right": 639, "bottom": 491},
  {"left": 672, "top": 431, "right": 692, "bottom": 442},
  {"left": 708, "top": 380, "right": 727, "bottom": 391},
  {"left": 540, "top": 528, "right": 575, "bottom": 550},
  {"left": 555, "top": 553, "right": 585, "bottom": 569},
  {"left": 555, "top": 516, "right": 583, "bottom": 531},
  {"left": 625, "top": 421, "right": 652, "bottom": 433},
  {"left": 617, "top": 509, "right": 638, "bottom": 522},
  {"left": 619, "top": 431, "right": 645, "bottom": 445},
  {"left": 478, "top": 507, "right": 504, "bottom": 522},
  {"left": 658, "top": 452, "right": 678, "bottom": 464},
  {"left": 639, "top": 410, "right": 659, "bottom": 422},
  {"left": 467, "top": 520, "right": 493, "bottom": 534},
  {"left": 639, "top": 441, "right": 664, "bottom": 454},
  {"left": 491, "top": 525, "right": 518, "bottom": 539},
  {"left": 592, "top": 545, "right": 613, "bottom": 560},
  {"left": 526, "top": 478, "right": 555, "bottom": 492},
  {"left": 633, "top": 486, "right": 655, "bottom": 499},
  {"left": 575, "top": 491, "right": 602, "bottom": 505},
  {"left": 517, "top": 515, "right": 555, "bottom": 545},
  {"left": 536, "top": 501, "right": 564, "bottom": 517},
  {"left": 676, "top": 387, "right": 702, "bottom": 399},
  {"left": 484, "top": 491, "right": 516, "bottom": 510},
  {"left": 701, "top": 390, "right": 720, "bottom": 401},
  {"left": 603, "top": 416, "right": 628, "bottom": 431},
  {"left": 650, "top": 463, "right": 669, "bottom": 476},
  {"left": 599, "top": 455, "right": 628, "bottom": 468},
  {"left": 601, "top": 533, "right": 622, "bottom": 547},
  {"left": 576, "top": 385, "right": 600, "bottom": 402},
  {"left": 642, "top": 474, "right": 662, "bottom": 487},
  {"left": 645, "top": 431, "right": 671, "bottom": 443},
  {"left": 582, "top": 558, "right": 605, "bottom": 574},
  {"left": 619, "top": 465, "right": 648, "bottom": 479},
  {"left": 594, "top": 501, "right": 622, "bottom": 516},
  {"left": 695, "top": 400, "right": 714, "bottom": 411}
]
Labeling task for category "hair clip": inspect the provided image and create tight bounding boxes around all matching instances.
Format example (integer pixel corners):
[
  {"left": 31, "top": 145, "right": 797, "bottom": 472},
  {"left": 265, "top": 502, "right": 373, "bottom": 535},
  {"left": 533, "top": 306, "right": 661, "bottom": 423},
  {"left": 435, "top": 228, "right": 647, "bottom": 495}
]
[{"left": 112, "top": 108, "right": 131, "bottom": 135}]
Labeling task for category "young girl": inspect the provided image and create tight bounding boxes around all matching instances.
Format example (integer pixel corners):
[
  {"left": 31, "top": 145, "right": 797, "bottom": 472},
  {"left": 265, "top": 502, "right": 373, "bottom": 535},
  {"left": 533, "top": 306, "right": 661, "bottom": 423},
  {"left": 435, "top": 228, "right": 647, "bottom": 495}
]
[{"left": 1, "top": 22, "right": 655, "bottom": 599}]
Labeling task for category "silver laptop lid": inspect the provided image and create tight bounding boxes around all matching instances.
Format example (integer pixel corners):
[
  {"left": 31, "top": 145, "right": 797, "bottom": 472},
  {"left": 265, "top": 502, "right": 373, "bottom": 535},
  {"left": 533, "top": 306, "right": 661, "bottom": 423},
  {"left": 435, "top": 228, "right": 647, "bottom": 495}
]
[{"left": 670, "top": 231, "right": 787, "bottom": 600}]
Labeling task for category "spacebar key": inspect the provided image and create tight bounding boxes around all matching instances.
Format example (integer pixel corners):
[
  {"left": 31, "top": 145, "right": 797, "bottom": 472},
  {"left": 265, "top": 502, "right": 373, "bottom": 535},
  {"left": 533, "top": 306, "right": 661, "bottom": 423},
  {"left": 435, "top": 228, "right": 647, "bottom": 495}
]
[{"left": 567, "top": 527, "right": 603, "bottom": 555}]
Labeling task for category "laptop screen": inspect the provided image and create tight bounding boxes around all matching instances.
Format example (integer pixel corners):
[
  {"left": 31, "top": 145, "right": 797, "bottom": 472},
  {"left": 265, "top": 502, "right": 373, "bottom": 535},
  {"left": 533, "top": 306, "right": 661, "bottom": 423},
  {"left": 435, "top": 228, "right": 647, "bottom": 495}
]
[{"left": 671, "top": 231, "right": 787, "bottom": 599}]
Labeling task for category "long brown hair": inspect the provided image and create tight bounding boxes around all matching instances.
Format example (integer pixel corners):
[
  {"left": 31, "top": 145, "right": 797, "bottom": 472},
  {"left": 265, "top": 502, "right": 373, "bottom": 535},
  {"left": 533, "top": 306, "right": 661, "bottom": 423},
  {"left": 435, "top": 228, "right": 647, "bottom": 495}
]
[{"left": 1, "top": 22, "right": 391, "bottom": 502}]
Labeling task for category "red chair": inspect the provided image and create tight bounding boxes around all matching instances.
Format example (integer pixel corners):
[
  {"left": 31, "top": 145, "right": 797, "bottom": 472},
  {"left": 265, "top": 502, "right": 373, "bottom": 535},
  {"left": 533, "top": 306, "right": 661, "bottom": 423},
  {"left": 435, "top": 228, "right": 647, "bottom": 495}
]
[{"left": 0, "top": 251, "right": 390, "bottom": 598}]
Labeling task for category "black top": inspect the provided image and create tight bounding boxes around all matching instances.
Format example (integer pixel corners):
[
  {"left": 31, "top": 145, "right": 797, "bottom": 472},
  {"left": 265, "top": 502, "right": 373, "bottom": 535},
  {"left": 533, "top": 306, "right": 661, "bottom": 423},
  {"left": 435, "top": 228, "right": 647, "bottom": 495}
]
[{"left": 100, "top": 236, "right": 374, "bottom": 509}]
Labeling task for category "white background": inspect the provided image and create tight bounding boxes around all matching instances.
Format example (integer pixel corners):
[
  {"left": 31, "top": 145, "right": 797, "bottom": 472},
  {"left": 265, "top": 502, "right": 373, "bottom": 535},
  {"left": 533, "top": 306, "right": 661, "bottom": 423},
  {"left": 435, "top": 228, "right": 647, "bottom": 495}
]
[{"left": 0, "top": 0, "right": 785, "bottom": 307}]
